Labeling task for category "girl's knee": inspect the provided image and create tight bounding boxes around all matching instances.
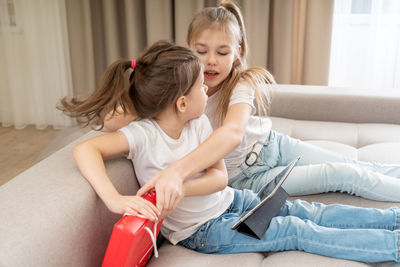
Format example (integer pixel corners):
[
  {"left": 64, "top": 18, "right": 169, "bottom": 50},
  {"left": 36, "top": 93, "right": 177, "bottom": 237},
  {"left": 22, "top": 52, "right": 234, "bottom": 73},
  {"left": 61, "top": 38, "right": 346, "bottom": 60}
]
[
  {"left": 269, "top": 215, "right": 306, "bottom": 236},
  {"left": 284, "top": 199, "right": 326, "bottom": 218},
  {"left": 325, "top": 162, "right": 364, "bottom": 176}
]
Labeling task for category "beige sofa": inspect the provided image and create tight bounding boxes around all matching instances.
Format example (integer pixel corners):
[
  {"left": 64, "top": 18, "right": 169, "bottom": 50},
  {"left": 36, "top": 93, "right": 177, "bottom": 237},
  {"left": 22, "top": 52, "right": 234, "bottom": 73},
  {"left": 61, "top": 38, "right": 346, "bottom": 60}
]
[{"left": 1, "top": 84, "right": 400, "bottom": 267}]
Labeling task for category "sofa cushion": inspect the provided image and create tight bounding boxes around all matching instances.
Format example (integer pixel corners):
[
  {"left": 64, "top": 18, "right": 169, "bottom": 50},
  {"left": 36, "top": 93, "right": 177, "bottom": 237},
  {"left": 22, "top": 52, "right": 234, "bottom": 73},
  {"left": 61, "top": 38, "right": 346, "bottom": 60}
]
[
  {"left": 271, "top": 117, "right": 400, "bottom": 164},
  {"left": 271, "top": 118, "right": 400, "bottom": 148},
  {"left": 148, "top": 244, "right": 265, "bottom": 267}
]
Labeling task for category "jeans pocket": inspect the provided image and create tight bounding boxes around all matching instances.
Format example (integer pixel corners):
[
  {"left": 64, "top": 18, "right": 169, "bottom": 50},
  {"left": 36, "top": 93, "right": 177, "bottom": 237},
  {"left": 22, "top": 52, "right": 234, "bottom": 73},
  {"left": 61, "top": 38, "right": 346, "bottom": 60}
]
[
  {"left": 179, "top": 236, "right": 197, "bottom": 250},
  {"left": 196, "top": 220, "right": 221, "bottom": 253},
  {"left": 179, "top": 221, "right": 210, "bottom": 251},
  {"left": 258, "top": 137, "right": 280, "bottom": 170}
]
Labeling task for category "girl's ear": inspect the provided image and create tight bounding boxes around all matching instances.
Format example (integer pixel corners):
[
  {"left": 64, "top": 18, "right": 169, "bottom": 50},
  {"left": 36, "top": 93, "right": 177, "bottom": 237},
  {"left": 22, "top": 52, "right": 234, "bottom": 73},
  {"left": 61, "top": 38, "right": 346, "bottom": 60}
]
[
  {"left": 236, "top": 45, "right": 242, "bottom": 58},
  {"left": 237, "top": 45, "right": 242, "bottom": 55},
  {"left": 176, "top": 96, "right": 187, "bottom": 113}
]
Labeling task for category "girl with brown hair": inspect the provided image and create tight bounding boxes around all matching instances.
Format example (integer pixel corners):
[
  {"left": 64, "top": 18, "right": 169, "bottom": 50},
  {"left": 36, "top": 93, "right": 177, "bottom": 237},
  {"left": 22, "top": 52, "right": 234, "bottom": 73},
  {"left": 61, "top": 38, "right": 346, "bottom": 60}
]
[{"left": 59, "top": 40, "right": 221, "bottom": 221}]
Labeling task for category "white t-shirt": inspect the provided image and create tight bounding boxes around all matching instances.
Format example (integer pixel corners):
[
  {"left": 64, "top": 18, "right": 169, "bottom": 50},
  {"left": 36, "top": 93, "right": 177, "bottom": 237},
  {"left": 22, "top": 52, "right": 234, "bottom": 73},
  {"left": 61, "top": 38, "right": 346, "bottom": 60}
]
[
  {"left": 205, "top": 82, "right": 272, "bottom": 176},
  {"left": 119, "top": 114, "right": 234, "bottom": 245}
]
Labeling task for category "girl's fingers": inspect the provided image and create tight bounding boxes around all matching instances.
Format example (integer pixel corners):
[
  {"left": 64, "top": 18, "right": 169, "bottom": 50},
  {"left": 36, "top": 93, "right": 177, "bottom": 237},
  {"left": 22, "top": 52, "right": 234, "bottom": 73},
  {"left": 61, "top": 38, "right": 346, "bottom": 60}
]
[
  {"left": 163, "top": 187, "right": 182, "bottom": 215},
  {"left": 172, "top": 196, "right": 180, "bottom": 211},
  {"left": 169, "top": 191, "right": 184, "bottom": 216},
  {"left": 125, "top": 207, "right": 138, "bottom": 216},
  {"left": 139, "top": 209, "right": 157, "bottom": 221},
  {"left": 169, "top": 194, "right": 178, "bottom": 212},
  {"left": 156, "top": 189, "right": 165, "bottom": 213},
  {"left": 150, "top": 203, "right": 161, "bottom": 217},
  {"left": 141, "top": 198, "right": 161, "bottom": 217},
  {"left": 163, "top": 190, "right": 171, "bottom": 212},
  {"left": 136, "top": 198, "right": 160, "bottom": 221},
  {"left": 137, "top": 181, "right": 153, "bottom": 196}
]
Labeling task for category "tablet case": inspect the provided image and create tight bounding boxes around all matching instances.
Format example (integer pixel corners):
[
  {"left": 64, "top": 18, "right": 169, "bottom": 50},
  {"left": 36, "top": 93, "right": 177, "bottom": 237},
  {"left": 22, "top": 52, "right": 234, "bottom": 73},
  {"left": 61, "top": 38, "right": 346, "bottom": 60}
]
[
  {"left": 102, "top": 191, "right": 163, "bottom": 267},
  {"left": 234, "top": 157, "right": 300, "bottom": 240},
  {"left": 236, "top": 186, "right": 288, "bottom": 239}
]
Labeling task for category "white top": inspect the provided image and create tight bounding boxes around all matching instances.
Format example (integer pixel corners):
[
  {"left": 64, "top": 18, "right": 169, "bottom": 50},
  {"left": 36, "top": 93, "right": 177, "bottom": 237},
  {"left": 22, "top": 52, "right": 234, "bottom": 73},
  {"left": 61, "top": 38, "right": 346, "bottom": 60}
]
[
  {"left": 205, "top": 82, "right": 272, "bottom": 176},
  {"left": 119, "top": 114, "right": 234, "bottom": 245}
]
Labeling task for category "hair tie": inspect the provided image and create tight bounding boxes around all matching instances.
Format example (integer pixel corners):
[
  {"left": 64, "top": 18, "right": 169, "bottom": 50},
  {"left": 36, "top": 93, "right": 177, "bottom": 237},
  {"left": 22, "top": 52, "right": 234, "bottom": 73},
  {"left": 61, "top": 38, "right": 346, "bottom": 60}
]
[{"left": 131, "top": 59, "right": 136, "bottom": 70}]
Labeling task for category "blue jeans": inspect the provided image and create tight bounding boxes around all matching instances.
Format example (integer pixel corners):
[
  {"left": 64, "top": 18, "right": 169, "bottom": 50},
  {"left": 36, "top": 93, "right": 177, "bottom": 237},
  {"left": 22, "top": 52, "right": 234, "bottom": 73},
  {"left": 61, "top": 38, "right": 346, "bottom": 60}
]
[
  {"left": 229, "top": 130, "right": 400, "bottom": 201},
  {"left": 179, "top": 189, "right": 400, "bottom": 263}
]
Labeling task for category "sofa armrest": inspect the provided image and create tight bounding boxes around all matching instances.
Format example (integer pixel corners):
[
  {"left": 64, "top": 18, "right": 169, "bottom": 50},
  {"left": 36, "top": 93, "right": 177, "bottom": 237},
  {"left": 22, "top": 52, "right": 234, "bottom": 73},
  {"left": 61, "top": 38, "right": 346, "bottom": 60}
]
[
  {"left": 0, "top": 131, "right": 139, "bottom": 267},
  {"left": 269, "top": 84, "right": 400, "bottom": 124}
]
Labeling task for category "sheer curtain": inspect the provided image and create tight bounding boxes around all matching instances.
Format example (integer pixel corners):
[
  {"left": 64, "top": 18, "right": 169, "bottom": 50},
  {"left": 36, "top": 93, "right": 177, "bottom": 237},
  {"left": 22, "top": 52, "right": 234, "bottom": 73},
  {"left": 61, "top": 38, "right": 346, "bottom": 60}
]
[
  {"left": 0, "top": 0, "right": 74, "bottom": 129},
  {"left": 329, "top": 0, "right": 400, "bottom": 90}
]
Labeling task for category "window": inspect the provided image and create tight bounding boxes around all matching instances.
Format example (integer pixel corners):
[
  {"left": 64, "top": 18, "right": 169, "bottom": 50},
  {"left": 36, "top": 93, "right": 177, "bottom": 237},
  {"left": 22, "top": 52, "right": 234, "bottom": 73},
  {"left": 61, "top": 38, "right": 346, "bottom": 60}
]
[{"left": 329, "top": 0, "right": 400, "bottom": 90}]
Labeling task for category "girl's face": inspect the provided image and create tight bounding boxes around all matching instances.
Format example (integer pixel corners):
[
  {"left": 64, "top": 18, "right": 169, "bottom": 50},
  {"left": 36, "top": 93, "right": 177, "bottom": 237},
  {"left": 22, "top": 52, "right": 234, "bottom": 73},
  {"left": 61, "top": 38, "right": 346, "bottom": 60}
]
[
  {"left": 191, "top": 28, "right": 239, "bottom": 95},
  {"left": 185, "top": 71, "right": 208, "bottom": 119}
]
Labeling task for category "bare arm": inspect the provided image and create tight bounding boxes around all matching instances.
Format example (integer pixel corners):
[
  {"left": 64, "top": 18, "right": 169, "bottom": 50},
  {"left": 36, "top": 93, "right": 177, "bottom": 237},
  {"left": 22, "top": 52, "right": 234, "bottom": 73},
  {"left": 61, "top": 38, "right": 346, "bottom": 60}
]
[
  {"left": 159, "top": 158, "right": 228, "bottom": 218},
  {"left": 137, "top": 103, "right": 252, "bottom": 211},
  {"left": 183, "top": 159, "right": 228, "bottom": 196},
  {"left": 73, "top": 132, "right": 159, "bottom": 221},
  {"left": 171, "top": 103, "right": 252, "bottom": 179}
]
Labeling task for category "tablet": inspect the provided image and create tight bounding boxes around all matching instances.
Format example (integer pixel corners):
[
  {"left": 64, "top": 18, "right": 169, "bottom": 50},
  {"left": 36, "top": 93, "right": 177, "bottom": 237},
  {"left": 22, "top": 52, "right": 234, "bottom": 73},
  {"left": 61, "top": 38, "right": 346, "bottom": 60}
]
[{"left": 231, "top": 156, "right": 300, "bottom": 231}]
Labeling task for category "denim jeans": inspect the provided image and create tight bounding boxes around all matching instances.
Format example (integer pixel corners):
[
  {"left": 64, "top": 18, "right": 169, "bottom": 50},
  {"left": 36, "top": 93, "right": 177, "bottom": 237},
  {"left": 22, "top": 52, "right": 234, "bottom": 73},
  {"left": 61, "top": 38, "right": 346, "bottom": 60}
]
[
  {"left": 179, "top": 189, "right": 400, "bottom": 263},
  {"left": 229, "top": 130, "right": 400, "bottom": 202}
]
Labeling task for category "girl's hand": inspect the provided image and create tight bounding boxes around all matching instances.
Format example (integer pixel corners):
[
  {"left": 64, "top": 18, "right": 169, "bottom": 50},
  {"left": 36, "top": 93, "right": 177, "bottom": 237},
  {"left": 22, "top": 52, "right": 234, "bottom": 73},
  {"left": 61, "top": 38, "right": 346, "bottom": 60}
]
[
  {"left": 137, "top": 168, "right": 185, "bottom": 219},
  {"left": 105, "top": 194, "right": 160, "bottom": 222}
]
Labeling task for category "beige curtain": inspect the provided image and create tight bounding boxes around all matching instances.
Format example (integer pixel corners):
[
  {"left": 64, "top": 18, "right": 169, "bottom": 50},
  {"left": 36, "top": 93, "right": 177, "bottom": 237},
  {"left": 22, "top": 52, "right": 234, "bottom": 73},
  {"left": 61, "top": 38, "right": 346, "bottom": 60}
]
[
  {"left": 65, "top": 0, "right": 334, "bottom": 99},
  {"left": 65, "top": 0, "right": 213, "bottom": 98},
  {"left": 242, "top": 0, "right": 334, "bottom": 85}
]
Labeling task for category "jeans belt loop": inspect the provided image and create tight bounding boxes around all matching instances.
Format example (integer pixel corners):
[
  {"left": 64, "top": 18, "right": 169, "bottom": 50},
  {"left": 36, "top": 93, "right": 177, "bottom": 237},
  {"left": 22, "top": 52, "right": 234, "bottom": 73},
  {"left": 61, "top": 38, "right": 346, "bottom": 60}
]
[{"left": 245, "top": 142, "right": 263, "bottom": 166}]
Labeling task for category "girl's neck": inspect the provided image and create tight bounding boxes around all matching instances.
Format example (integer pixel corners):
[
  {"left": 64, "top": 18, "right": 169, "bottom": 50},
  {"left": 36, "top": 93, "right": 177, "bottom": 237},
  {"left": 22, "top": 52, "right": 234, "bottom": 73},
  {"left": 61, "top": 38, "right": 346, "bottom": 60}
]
[
  {"left": 155, "top": 108, "right": 186, "bottom": 140},
  {"left": 207, "top": 85, "right": 220, "bottom": 97}
]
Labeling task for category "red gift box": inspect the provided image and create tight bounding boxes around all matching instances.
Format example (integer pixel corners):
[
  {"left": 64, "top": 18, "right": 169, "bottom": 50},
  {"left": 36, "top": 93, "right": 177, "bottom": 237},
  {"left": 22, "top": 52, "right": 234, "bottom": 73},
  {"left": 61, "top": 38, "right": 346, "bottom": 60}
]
[{"left": 102, "top": 191, "right": 163, "bottom": 267}]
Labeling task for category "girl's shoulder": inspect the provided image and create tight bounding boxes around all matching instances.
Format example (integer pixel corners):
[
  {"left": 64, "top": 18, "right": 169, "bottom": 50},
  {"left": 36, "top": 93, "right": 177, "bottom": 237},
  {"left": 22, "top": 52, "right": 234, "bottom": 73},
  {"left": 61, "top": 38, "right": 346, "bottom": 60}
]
[
  {"left": 122, "top": 119, "right": 157, "bottom": 138},
  {"left": 187, "top": 114, "right": 211, "bottom": 129},
  {"left": 187, "top": 114, "right": 213, "bottom": 138},
  {"left": 125, "top": 118, "right": 153, "bottom": 129},
  {"left": 190, "top": 114, "right": 213, "bottom": 141},
  {"left": 232, "top": 80, "right": 255, "bottom": 96},
  {"left": 236, "top": 79, "right": 254, "bottom": 90}
]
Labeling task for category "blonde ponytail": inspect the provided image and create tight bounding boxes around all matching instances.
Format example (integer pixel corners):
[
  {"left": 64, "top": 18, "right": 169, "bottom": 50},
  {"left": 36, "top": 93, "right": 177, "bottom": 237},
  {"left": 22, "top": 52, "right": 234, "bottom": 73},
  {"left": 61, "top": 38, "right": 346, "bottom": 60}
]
[{"left": 219, "top": 0, "right": 248, "bottom": 67}]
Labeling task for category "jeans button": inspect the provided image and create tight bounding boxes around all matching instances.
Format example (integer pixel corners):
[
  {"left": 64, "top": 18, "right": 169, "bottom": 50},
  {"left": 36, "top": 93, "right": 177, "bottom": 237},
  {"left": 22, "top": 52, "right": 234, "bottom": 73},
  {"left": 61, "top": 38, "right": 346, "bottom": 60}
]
[{"left": 201, "top": 243, "right": 205, "bottom": 248}]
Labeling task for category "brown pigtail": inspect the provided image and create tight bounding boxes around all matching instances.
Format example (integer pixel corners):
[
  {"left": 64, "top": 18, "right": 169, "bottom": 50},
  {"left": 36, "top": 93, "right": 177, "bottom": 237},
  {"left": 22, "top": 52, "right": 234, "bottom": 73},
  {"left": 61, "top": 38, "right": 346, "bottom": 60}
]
[
  {"left": 59, "top": 41, "right": 202, "bottom": 130},
  {"left": 58, "top": 60, "right": 134, "bottom": 129}
]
